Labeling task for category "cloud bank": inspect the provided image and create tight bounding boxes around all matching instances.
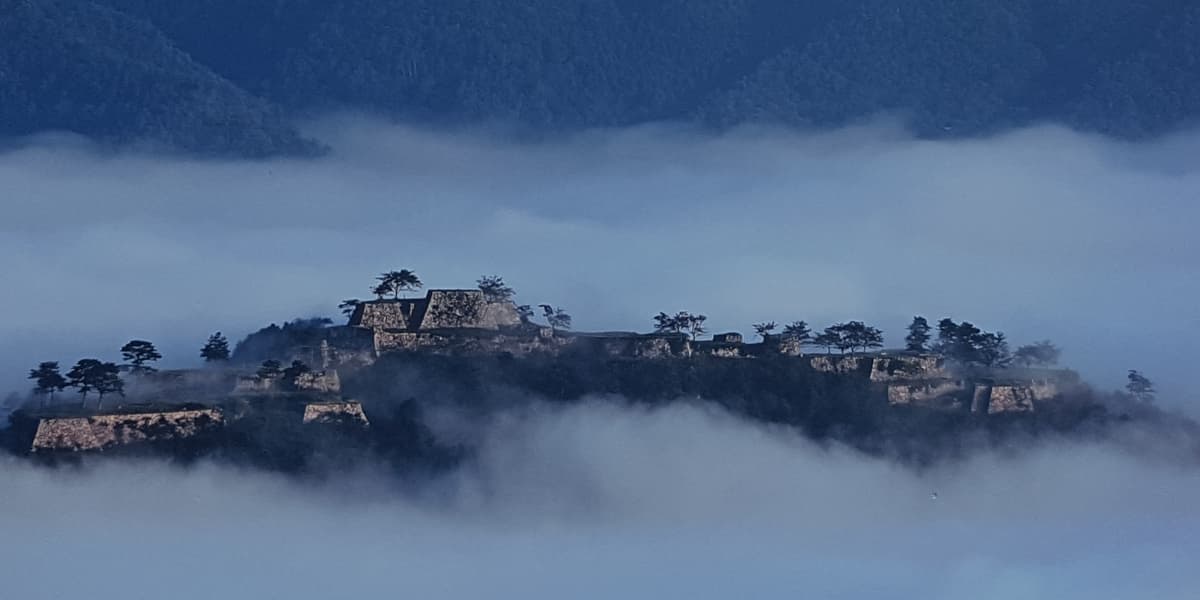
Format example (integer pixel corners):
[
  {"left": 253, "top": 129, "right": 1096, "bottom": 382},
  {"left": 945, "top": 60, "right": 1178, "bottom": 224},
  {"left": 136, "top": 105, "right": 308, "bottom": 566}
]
[
  {"left": 1, "top": 402, "right": 1197, "bottom": 599},
  {"left": 1, "top": 117, "right": 1198, "bottom": 404}
]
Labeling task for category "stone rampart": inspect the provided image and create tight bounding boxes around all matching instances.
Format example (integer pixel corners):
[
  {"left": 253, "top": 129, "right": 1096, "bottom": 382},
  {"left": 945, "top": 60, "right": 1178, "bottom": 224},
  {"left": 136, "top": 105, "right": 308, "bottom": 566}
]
[
  {"left": 810, "top": 355, "right": 872, "bottom": 375},
  {"left": 302, "top": 402, "right": 370, "bottom": 427},
  {"left": 30, "top": 408, "right": 224, "bottom": 453},
  {"left": 987, "top": 385, "right": 1036, "bottom": 414},
  {"left": 869, "top": 355, "right": 949, "bottom": 382},
  {"left": 887, "top": 381, "right": 969, "bottom": 409}
]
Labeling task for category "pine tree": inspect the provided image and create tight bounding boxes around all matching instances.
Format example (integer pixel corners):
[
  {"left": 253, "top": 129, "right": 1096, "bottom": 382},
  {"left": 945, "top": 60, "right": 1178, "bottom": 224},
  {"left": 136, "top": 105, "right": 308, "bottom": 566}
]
[
  {"left": 121, "top": 340, "right": 162, "bottom": 374},
  {"left": 201, "top": 332, "right": 231, "bottom": 362},
  {"left": 29, "top": 362, "right": 68, "bottom": 406},
  {"left": 905, "top": 316, "right": 931, "bottom": 352}
]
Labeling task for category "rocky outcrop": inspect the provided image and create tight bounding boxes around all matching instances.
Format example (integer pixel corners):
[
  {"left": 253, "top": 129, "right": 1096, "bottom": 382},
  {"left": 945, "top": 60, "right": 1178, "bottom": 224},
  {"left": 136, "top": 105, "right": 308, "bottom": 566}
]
[
  {"left": 302, "top": 402, "right": 369, "bottom": 427},
  {"left": 30, "top": 408, "right": 224, "bottom": 453}
]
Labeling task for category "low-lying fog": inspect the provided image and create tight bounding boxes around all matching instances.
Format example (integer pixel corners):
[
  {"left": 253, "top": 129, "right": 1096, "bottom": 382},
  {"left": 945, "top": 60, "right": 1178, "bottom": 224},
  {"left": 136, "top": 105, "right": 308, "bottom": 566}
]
[
  {"left": 2, "top": 402, "right": 1197, "bottom": 598},
  {"left": 1, "top": 117, "right": 1198, "bottom": 405}
]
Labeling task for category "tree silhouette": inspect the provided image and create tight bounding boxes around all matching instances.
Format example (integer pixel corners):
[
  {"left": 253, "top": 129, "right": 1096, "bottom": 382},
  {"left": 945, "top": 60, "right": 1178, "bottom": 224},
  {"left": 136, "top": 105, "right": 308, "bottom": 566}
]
[
  {"left": 67, "top": 359, "right": 122, "bottom": 409},
  {"left": 813, "top": 331, "right": 839, "bottom": 354},
  {"left": 372, "top": 282, "right": 391, "bottom": 300},
  {"left": 67, "top": 359, "right": 103, "bottom": 406},
  {"left": 1126, "top": 370, "right": 1155, "bottom": 403},
  {"left": 540, "top": 305, "right": 572, "bottom": 332},
  {"left": 477, "top": 276, "right": 515, "bottom": 302},
  {"left": 753, "top": 322, "right": 777, "bottom": 341},
  {"left": 905, "top": 316, "right": 931, "bottom": 352},
  {"left": 685, "top": 314, "right": 708, "bottom": 341},
  {"left": 829, "top": 321, "right": 884, "bottom": 353},
  {"left": 201, "top": 333, "right": 231, "bottom": 362},
  {"left": 94, "top": 363, "right": 124, "bottom": 411},
  {"left": 1013, "top": 341, "right": 1060, "bottom": 367},
  {"left": 516, "top": 305, "right": 535, "bottom": 323},
  {"left": 339, "top": 299, "right": 361, "bottom": 317},
  {"left": 934, "top": 319, "right": 1009, "bottom": 366},
  {"left": 120, "top": 340, "right": 162, "bottom": 374},
  {"left": 282, "top": 360, "right": 312, "bottom": 381},
  {"left": 977, "top": 332, "right": 1011, "bottom": 367},
  {"left": 257, "top": 359, "right": 283, "bottom": 379},
  {"left": 376, "top": 269, "right": 423, "bottom": 300},
  {"left": 29, "top": 362, "right": 67, "bottom": 406},
  {"left": 653, "top": 311, "right": 706, "bottom": 340},
  {"left": 654, "top": 312, "right": 685, "bottom": 334},
  {"left": 783, "top": 321, "right": 812, "bottom": 345}
]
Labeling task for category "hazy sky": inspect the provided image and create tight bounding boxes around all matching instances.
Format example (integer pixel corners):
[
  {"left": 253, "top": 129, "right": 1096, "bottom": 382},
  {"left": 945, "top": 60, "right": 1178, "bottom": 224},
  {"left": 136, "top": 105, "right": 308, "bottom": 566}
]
[
  {"left": 1, "top": 117, "right": 1198, "bottom": 405},
  {"left": 1, "top": 401, "right": 1197, "bottom": 599}
]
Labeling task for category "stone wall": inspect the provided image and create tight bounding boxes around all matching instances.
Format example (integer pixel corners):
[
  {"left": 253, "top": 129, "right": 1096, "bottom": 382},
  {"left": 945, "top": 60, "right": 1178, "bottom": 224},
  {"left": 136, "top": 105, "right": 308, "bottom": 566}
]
[
  {"left": 774, "top": 337, "right": 804, "bottom": 357},
  {"left": 350, "top": 299, "right": 423, "bottom": 330},
  {"left": 987, "top": 385, "right": 1037, "bottom": 414},
  {"left": 302, "top": 402, "right": 370, "bottom": 427},
  {"left": 810, "top": 356, "right": 872, "bottom": 375},
  {"left": 887, "top": 381, "right": 969, "bottom": 409},
  {"left": 232, "top": 370, "right": 341, "bottom": 395},
  {"left": 30, "top": 408, "right": 224, "bottom": 453},
  {"left": 869, "top": 355, "right": 949, "bottom": 382},
  {"left": 633, "top": 336, "right": 686, "bottom": 359},
  {"left": 374, "top": 331, "right": 453, "bottom": 353},
  {"left": 418, "top": 291, "right": 522, "bottom": 330},
  {"left": 295, "top": 371, "right": 341, "bottom": 394}
]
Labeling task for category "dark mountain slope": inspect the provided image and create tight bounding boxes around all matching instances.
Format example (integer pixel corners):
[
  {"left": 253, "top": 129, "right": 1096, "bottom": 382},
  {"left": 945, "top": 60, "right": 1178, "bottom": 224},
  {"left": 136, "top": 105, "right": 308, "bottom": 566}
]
[
  {"left": 0, "top": 0, "right": 319, "bottom": 156},
  {"left": 5, "top": 0, "right": 1200, "bottom": 154}
]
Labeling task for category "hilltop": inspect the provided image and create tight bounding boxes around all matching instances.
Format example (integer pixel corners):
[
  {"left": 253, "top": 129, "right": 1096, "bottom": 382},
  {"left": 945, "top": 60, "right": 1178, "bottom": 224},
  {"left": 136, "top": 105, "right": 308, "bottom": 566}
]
[{"left": 6, "top": 272, "right": 1194, "bottom": 472}]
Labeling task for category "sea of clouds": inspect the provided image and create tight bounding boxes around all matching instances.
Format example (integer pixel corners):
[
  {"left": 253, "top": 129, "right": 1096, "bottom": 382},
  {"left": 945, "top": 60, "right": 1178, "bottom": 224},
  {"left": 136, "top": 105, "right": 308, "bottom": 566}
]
[
  {"left": 1, "top": 401, "right": 1197, "bottom": 599},
  {"left": 1, "top": 117, "right": 1197, "bottom": 407}
]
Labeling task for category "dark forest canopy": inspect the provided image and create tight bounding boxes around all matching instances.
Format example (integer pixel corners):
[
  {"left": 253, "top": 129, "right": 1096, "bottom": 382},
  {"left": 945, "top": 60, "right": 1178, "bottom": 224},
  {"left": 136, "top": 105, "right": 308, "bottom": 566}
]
[{"left": 3, "top": 0, "right": 1200, "bottom": 155}]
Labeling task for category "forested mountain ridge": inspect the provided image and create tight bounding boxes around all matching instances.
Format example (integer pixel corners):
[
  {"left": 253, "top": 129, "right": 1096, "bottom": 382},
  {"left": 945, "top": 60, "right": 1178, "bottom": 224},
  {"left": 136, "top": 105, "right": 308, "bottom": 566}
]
[{"left": 3, "top": 0, "right": 1200, "bottom": 155}]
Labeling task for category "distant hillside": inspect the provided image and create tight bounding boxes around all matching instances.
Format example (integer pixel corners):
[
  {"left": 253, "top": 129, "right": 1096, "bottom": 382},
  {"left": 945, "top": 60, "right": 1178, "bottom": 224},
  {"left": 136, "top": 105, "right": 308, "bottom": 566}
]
[
  {"left": 0, "top": 0, "right": 321, "bottom": 156},
  {"left": 4, "top": 0, "right": 1200, "bottom": 155}
]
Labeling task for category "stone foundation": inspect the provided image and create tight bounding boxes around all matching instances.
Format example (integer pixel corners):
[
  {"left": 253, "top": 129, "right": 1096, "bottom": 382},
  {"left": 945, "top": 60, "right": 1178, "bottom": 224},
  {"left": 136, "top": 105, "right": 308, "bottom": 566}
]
[
  {"left": 870, "top": 355, "right": 949, "bottom": 382},
  {"left": 987, "top": 385, "right": 1036, "bottom": 414},
  {"left": 302, "top": 402, "right": 370, "bottom": 427},
  {"left": 810, "top": 356, "right": 871, "bottom": 375},
  {"left": 30, "top": 408, "right": 224, "bottom": 453},
  {"left": 887, "top": 381, "right": 969, "bottom": 409}
]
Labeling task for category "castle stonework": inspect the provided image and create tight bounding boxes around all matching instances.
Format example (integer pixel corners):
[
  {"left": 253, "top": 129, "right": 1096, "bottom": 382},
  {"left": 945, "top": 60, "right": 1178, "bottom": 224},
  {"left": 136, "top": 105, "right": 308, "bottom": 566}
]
[
  {"left": 887, "top": 381, "right": 971, "bottom": 409},
  {"left": 869, "top": 356, "right": 949, "bottom": 382},
  {"left": 987, "top": 385, "right": 1037, "bottom": 414},
  {"left": 30, "top": 408, "right": 224, "bottom": 453},
  {"left": 233, "top": 370, "right": 341, "bottom": 395},
  {"left": 349, "top": 291, "right": 522, "bottom": 332},
  {"left": 302, "top": 401, "right": 370, "bottom": 427}
]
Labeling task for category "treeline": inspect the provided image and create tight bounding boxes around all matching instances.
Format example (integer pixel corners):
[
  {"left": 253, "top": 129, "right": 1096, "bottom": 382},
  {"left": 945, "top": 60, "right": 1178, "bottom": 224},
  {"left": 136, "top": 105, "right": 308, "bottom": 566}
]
[
  {"left": 26, "top": 333, "right": 232, "bottom": 410},
  {"left": 5, "top": 0, "right": 1200, "bottom": 154}
]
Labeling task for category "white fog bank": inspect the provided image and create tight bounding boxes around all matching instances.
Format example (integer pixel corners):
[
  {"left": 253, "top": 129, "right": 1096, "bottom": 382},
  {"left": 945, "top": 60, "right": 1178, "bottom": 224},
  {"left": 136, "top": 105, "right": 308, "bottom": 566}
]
[
  {"left": 1, "top": 403, "right": 1197, "bottom": 599},
  {"left": 1, "top": 118, "right": 1198, "bottom": 405}
]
